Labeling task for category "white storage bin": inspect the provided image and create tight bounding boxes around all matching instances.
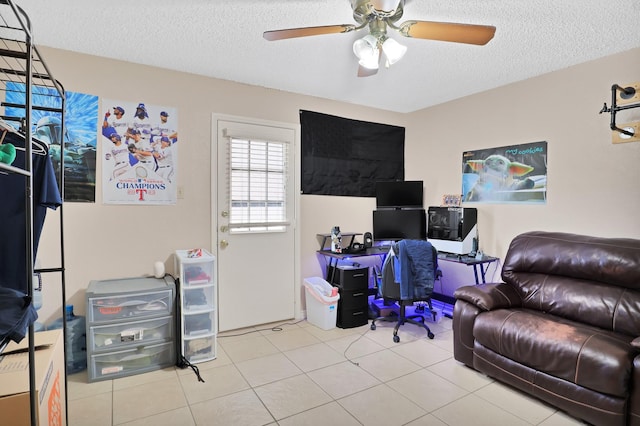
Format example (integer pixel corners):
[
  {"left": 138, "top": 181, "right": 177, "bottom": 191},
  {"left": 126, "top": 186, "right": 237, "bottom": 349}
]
[
  {"left": 183, "top": 335, "right": 215, "bottom": 362},
  {"left": 183, "top": 310, "right": 215, "bottom": 337},
  {"left": 175, "top": 249, "right": 215, "bottom": 286},
  {"left": 303, "top": 277, "right": 340, "bottom": 330}
]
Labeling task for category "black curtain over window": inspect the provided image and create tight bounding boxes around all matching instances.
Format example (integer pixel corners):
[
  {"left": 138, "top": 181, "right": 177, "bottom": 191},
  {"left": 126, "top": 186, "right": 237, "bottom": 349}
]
[{"left": 300, "top": 110, "right": 405, "bottom": 197}]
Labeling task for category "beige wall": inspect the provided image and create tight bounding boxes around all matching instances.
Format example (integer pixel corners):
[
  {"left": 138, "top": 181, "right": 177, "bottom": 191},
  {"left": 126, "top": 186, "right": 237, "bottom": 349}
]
[
  {"left": 406, "top": 47, "right": 640, "bottom": 258},
  {"left": 35, "top": 46, "right": 640, "bottom": 325}
]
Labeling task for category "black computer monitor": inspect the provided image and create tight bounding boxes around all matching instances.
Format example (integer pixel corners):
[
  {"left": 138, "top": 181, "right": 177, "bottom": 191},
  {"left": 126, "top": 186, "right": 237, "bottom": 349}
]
[
  {"left": 373, "top": 209, "right": 426, "bottom": 241},
  {"left": 375, "top": 180, "right": 423, "bottom": 209}
]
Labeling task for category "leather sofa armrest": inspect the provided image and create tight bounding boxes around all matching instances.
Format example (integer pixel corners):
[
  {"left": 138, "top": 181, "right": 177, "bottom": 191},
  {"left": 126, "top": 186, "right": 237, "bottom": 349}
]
[{"left": 454, "top": 283, "right": 521, "bottom": 311}]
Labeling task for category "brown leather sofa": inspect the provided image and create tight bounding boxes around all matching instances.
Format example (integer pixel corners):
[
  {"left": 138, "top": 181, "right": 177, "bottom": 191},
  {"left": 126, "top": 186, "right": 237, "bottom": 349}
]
[{"left": 453, "top": 231, "right": 640, "bottom": 426}]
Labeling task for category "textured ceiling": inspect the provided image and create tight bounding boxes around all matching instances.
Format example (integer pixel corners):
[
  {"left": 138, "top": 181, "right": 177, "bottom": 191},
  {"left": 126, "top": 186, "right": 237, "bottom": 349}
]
[{"left": 15, "top": 0, "right": 640, "bottom": 113}]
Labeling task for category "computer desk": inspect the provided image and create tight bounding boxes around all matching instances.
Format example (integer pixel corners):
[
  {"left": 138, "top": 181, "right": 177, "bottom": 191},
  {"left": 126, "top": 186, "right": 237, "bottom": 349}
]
[
  {"left": 316, "top": 246, "right": 389, "bottom": 286},
  {"left": 317, "top": 245, "right": 499, "bottom": 286},
  {"left": 437, "top": 253, "right": 499, "bottom": 285},
  {"left": 432, "top": 253, "right": 500, "bottom": 318},
  {"left": 317, "top": 241, "right": 500, "bottom": 319}
]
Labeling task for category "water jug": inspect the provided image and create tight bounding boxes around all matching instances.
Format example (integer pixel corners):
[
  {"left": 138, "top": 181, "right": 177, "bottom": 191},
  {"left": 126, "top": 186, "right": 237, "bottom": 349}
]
[
  {"left": 330, "top": 226, "right": 342, "bottom": 253},
  {"left": 47, "top": 305, "right": 87, "bottom": 374}
]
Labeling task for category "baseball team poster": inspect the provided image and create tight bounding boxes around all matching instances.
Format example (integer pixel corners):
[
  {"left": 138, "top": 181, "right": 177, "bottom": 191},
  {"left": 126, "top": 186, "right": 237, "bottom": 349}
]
[
  {"left": 462, "top": 141, "right": 548, "bottom": 204},
  {"left": 101, "top": 99, "right": 178, "bottom": 205},
  {"left": 5, "top": 83, "right": 98, "bottom": 202}
]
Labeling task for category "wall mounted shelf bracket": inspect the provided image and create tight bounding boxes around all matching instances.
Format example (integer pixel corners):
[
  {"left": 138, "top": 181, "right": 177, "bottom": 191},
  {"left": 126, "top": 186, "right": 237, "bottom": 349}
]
[{"left": 599, "top": 82, "right": 640, "bottom": 143}]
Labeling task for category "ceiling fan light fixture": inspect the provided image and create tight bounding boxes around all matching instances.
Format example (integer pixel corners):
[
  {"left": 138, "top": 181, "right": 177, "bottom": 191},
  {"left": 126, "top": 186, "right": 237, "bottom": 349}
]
[
  {"left": 353, "top": 34, "right": 380, "bottom": 69},
  {"left": 358, "top": 54, "right": 380, "bottom": 70},
  {"left": 381, "top": 37, "right": 407, "bottom": 66}
]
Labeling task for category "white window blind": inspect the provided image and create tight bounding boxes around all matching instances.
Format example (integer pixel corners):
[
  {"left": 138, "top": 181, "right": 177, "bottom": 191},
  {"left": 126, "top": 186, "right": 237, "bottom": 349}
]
[{"left": 227, "top": 137, "right": 289, "bottom": 233}]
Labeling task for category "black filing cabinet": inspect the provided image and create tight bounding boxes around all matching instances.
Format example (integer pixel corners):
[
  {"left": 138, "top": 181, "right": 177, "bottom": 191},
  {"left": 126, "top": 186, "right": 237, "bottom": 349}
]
[{"left": 332, "top": 266, "right": 369, "bottom": 328}]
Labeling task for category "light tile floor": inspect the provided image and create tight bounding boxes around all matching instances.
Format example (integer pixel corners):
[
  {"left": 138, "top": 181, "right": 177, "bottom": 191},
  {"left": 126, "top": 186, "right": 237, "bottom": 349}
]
[{"left": 66, "top": 314, "right": 587, "bottom": 425}]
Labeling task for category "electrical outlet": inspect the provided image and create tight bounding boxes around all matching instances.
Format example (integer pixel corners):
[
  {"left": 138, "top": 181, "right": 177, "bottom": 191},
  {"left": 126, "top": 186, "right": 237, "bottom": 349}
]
[{"left": 177, "top": 186, "right": 185, "bottom": 199}]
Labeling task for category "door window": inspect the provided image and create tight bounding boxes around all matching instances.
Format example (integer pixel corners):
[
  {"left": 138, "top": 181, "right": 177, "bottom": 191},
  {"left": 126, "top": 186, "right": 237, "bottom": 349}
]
[{"left": 226, "top": 137, "right": 289, "bottom": 233}]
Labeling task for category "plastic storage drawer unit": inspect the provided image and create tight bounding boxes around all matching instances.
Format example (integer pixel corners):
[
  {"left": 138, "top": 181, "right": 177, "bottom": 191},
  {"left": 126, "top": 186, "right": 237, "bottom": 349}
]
[
  {"left": 183, "top": 335, "right": 215, "bottom": 363},
  {"left": 175, "top": 249, "right": 217, "bottom": 364},
  {"left": 327, "top": 265, "right": 368, "bottom": 290},
  {"left": 90, "top": 341, "right": 175, "bottom": 381},
  {"left": 87, "top": 288, "right": 173, "bottom": 322},
  {"left": 86, "top": 276, "right": 176, "bottom": 382},
  {"left": 88, "top": 315, "right": 173, "bottom": 351}
]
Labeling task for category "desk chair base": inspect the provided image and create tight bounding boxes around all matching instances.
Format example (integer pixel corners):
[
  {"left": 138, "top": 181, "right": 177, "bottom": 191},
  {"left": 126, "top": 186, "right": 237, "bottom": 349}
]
[{"left": 370, "top": 302, "right": 435, "bottom": 343}]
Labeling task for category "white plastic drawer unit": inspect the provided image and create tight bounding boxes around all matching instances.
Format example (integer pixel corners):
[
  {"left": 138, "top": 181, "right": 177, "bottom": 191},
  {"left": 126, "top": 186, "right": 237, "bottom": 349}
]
[
  {"left": 88, "top": 315, "right": 173, "bottom": 351},
  {"left": 89, "top": 341, "right": 175, "bottom": 381},
  {"left": 175, "top": 250, "right": 215, "bottom": 286},
  {"left": 183, "top": 335, "right": 215, "bottom": 362},
  {"left": 182, "top": 285, "right": 215, "bottom": 313},
  {"left": 183, "top": 311, "right": 215, "bottom": 337},
  {"left": 87, "top": 289, "right": 173, "bottom": 323}
]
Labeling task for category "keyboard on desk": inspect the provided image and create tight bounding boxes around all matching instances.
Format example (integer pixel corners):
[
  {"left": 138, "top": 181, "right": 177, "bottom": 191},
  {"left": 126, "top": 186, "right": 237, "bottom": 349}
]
[
  {"left": 366, "top": 245, "right": 392, "bottom": 254},
  {"left": 437, "top": 252, "right": 493, "bottom": 263}
]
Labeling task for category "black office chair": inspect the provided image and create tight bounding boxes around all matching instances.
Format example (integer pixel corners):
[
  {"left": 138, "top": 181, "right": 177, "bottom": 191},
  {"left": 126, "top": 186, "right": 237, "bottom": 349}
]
[{"left": 370, "top": 240, "right": 440, "bottom": 343}]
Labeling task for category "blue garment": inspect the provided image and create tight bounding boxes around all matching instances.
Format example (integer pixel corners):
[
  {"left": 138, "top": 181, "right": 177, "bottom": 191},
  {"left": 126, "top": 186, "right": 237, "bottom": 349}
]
[
  {"left": 398, "top": 240, "right": 437, "bottom": 300},
  {"left": 0, "top": 132, "right": 61, "bottom": 293}
]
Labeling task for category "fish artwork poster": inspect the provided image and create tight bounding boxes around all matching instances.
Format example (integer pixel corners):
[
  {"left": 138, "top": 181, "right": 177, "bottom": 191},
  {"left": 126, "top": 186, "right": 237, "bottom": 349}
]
[
  {"left": 462, "top": 141, "right": 548, "bottom": 204},
  {"left": 101, "top": 99, "right": 178, "bottom": 205}
]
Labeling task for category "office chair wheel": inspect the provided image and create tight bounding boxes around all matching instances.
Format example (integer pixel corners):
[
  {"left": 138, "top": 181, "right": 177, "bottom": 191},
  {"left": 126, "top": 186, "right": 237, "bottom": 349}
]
[
  {"left": 427, "top": 331, "right": 435, "bottom": 339},
  {"left": 393, "top": 335, "right": 400, "bottom": 343},
  {"left": 370, "top": 323, "right": 376, "bottom": 330}
]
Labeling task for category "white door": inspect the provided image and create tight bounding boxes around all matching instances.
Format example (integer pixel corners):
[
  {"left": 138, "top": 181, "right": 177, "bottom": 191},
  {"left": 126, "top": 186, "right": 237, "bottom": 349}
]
[{"left": 213, "top": 115, "right": 298, "bottom": 331}]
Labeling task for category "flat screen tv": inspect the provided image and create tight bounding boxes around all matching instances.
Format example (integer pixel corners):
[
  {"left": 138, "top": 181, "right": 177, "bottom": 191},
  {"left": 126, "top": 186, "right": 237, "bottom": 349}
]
[
  {"left": 373, "top": 209, "right": 426, "bottom": 241},
  {"left": 375, "top": 180, "right": 423, "bottom": 209}
]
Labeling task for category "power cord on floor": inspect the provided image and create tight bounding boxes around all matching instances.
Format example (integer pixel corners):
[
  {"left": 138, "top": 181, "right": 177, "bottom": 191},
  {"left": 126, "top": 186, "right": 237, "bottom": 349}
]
[
  {"left": 177, "top": 355, "right": 205, "bottom": 383},
  {"left": 216, "top": 318, "right": 371, "bottom": 367},
  {"left": 342, "top": 326, "right": 374, "bottom": 367},
  {"left": 217, "top": 319, "right": 306, "bottom": 338}
]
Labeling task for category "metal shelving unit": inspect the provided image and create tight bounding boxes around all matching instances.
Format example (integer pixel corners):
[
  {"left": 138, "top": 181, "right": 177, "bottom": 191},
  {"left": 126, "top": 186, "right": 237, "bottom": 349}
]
[{"left": 0, "top": 1, "right": 66, "bottom": 425}]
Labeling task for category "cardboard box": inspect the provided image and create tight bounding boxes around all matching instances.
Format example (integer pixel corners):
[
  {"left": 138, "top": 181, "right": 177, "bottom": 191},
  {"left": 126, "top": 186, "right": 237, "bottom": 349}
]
[{"left": 0, "top": 330, "right": 66, "bottom": 426}]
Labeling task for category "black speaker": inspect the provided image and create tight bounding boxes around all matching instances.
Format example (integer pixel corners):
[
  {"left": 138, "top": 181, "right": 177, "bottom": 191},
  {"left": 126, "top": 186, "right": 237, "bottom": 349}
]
[{"left": 364, "top": 232, "right": 373, "bottom": 248}]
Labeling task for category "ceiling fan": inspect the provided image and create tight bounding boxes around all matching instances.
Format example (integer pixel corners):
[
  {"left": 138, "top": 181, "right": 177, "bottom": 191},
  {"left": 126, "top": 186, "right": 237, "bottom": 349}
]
[{"left": 263, "top": 0, "right": 496, "bottom": 77}]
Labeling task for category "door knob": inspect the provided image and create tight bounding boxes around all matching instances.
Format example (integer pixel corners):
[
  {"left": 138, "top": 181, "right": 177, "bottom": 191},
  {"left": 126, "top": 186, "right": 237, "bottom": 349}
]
[
  {"left": 220, "top": 239, "right": 229, "bottom": 248},
  {"left": 221, "top": 210, "right": 229, "bottom": 217}
]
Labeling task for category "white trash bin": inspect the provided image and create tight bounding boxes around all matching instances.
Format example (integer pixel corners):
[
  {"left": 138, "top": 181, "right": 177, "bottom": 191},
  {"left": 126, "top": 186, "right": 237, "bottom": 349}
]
[{"left": 303, "top": 277, "right": 340, "bottom": 330}]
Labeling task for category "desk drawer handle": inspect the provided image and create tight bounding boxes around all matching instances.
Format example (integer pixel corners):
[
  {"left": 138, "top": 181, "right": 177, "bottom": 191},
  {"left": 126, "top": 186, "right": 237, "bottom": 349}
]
[
  {"left": 352, "top": 274, "right": 365, "bottom": 278},
  {"left": 353, "top": 311, "right": 365, "bottom": 316},
  {"left": 352, "top": 292, "right": 365, "bottom": 297}
]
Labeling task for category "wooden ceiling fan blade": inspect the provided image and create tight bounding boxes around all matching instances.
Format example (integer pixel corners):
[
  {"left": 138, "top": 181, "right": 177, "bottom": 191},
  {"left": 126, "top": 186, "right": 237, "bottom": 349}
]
[
  {"left": 263, "top": 24, "right": 357, "bottom": 41},
  {"left": 398, "top": 20, "right": 496, "bottom": 45}
]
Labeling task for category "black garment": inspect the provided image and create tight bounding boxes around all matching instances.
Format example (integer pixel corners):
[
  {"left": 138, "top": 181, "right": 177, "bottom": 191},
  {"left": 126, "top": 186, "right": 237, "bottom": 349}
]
[
  {"left": 0, "top": 286, "right": 38, "bottom": 344},
  {"left": 0, "top": 132, "right": 61, "bottom": 293}
]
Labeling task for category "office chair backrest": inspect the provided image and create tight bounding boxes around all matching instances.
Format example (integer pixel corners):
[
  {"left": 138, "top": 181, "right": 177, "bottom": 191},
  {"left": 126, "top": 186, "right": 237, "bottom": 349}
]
[{"left": 380, "top": 240, "right": 438, "bottom": 301}]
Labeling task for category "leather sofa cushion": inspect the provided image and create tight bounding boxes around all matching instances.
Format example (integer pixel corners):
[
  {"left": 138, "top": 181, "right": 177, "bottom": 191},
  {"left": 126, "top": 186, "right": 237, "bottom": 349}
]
[{"left": 473, "top": 308, "right": 635, "bottom": 397}]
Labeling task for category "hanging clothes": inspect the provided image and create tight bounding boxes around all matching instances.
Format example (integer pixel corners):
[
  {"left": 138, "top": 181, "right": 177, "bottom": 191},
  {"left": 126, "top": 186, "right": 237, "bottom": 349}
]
[
  {"left": 0, "top": 131, "right": 61, "bottom": 293},
  {"left": 0, "top": 286, "right": 38, "bottom": 344},
  {"left": 397, "top": 239, "right": 438, "bottom": 300}
]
